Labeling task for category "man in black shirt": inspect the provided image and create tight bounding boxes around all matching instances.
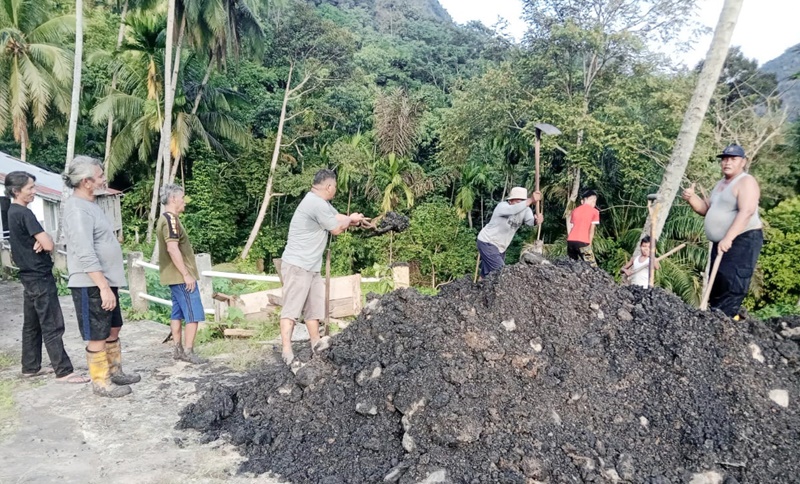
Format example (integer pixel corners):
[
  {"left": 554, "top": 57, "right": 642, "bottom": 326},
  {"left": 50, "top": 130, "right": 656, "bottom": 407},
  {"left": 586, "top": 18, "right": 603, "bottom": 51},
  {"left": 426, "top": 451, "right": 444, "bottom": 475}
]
[{"left": 5, "top": 171, "right": 87, "bottom": 383}]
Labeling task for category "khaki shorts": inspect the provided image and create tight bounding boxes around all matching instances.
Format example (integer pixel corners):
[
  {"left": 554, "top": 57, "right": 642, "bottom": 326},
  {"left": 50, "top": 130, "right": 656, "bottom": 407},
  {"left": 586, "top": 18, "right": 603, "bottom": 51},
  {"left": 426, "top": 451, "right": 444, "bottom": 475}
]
[{"left": 280, "top": 262, "right": 325, "bottom": 321}]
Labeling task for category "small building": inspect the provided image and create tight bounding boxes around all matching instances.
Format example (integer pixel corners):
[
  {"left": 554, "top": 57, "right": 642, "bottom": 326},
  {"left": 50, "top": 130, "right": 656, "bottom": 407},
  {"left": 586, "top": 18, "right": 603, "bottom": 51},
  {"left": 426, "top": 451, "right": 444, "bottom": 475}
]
[{"left": 0, "top": 151, "right": 123, "bottom": 240}]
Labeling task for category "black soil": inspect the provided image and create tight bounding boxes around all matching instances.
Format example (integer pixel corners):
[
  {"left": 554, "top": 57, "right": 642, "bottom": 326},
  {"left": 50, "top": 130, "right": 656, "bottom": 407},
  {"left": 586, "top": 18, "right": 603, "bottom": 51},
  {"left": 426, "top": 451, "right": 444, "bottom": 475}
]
[
  {"left": 371, "top": 211, "right": 410, "bottom": 236},
  {"left": 179, "top": 261, "right": 799, "bottom": 483}
]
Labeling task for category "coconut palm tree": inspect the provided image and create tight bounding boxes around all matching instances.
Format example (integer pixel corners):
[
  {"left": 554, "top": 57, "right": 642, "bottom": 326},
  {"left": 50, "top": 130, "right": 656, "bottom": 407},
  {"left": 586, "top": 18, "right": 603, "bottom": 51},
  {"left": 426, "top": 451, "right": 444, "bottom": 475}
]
[
  {"left": 92, "top": 11, "right": 249, "bottom": 181},
  {"left": 65, "top": 0, "right": 84, "bottom": 169},
  {"left": 0, "top": 0, "right": 74, "bottom": 161}
]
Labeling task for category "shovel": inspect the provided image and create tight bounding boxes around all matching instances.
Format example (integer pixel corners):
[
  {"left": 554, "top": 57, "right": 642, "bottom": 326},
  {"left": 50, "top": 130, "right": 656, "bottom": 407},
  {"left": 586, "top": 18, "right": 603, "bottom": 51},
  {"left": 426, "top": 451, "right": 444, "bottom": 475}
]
[
  {"left": 700, "top": 249, "right": 723, "bottom": 311},
  {"left": 532, "top": 123, "right": 561, "bottom": 254},
  {"left": 646, "top": 193, "right": 660, "bottom": 288}
]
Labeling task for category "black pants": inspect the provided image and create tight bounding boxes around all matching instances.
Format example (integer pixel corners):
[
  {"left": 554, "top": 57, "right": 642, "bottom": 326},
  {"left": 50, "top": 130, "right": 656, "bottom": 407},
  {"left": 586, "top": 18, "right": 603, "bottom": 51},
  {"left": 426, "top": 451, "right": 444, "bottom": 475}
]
[
  {"left": 567, "top": 241, "right": 588, "bottom": 260},
  {"left": 21, "top": 273, "right": 74, "bottom": 377},
  {"left": 709, "top": 229, "right": 763, "bottom": 318}
]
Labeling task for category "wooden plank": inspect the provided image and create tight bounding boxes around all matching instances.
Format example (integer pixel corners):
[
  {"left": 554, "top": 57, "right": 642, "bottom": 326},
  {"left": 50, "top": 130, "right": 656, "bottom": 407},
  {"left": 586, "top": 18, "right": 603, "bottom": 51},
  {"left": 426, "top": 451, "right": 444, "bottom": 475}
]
[{"left": 224, "top": 328, "right": 256, "bottom": 338}]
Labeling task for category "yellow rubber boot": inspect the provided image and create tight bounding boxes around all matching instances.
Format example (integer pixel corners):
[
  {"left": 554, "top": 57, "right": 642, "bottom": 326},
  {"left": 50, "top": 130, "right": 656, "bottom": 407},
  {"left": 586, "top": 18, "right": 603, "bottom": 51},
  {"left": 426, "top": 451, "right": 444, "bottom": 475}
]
[
  {"left": 105, "top": 339, "right": 141, "bottom": 385},
  {"left": 86, "top": 349, "right": 131, "bottom": 398}
]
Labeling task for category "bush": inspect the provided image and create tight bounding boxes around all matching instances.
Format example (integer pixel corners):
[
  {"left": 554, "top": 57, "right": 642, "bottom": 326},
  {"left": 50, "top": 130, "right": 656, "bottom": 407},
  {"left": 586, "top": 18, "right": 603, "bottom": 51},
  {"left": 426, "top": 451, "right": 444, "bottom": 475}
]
[{"left": 394, "top": 200, "right": 477, "bottom": 287}]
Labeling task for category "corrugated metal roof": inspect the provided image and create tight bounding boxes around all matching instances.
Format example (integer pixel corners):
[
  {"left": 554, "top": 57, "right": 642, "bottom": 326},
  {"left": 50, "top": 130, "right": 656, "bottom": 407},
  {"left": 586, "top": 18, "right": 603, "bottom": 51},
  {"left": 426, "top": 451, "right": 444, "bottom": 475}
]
[{"left": 0, "top": 151, "right": 121, "bottom": 200}]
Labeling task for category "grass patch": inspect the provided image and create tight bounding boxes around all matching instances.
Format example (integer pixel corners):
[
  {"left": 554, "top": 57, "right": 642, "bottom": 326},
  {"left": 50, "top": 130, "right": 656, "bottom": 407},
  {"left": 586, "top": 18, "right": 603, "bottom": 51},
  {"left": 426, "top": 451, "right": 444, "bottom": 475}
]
[
  {"left": 197, "top": 339, "right": 270, "bottom": 372},
  {"left": 0, "top": 351, "right": 14, "bottom": 371},
  {"left": 0, "top": 380, "right": 13, "bottom": 414}
]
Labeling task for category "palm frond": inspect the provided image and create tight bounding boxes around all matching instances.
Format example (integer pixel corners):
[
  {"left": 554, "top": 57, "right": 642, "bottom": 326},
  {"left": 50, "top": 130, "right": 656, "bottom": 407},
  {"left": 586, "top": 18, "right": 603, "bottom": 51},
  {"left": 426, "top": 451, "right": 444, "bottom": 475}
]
[
  {"left": 91, "top": 91, "right": 146, "bottom": 124},
  {"left": 18, "top": 54, "right": 51, "bottom": 127},
  {"left": 27, "top": 42, "right": 72, "bottom": 81},
  {"left": 28, "top": 15, "right": 76, "bottom": 45}
]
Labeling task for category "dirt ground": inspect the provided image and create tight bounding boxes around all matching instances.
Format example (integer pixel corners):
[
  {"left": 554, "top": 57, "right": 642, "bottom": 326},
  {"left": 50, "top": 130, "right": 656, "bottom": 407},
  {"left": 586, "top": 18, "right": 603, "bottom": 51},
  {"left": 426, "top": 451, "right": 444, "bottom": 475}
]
[{"left": 0, "top": 279, "right": 284, "bottom": 484}]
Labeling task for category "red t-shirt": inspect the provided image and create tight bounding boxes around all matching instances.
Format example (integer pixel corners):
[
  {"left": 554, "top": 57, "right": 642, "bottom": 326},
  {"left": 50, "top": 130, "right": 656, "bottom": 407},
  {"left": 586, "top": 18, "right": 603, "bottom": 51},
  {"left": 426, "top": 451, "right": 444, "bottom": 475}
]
[{"left": 567, "top": 204, "right": 600, "bottom": 244}]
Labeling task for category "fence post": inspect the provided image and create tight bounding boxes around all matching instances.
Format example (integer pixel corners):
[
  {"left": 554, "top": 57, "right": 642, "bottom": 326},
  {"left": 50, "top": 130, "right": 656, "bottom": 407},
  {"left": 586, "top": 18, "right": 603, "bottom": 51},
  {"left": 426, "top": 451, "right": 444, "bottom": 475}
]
[
  {"left": 195, "top": 253, "right": 214, "bottom": 311},
  {"left": 392, "top": 263, "right": 410, "bottom": 289},
  {"left": 53, "top": 243, "right": 67, "bottom": 272},
  {"left": 128, "top": 251, "right": 149, "bottom": 313}
]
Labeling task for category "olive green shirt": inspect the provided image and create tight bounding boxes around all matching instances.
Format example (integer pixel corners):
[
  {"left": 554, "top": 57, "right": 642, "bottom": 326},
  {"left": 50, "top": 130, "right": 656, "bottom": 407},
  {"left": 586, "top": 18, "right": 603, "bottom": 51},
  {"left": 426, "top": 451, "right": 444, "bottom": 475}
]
[{"left": 157, "top": 212, "right": 199, "bottom": 286}]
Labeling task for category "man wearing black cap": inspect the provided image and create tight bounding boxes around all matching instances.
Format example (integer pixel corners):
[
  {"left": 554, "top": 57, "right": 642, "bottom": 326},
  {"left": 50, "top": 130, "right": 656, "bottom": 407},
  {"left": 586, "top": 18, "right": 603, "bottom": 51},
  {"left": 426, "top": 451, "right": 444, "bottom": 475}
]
[
  {"left": 567, "top": 190, "right": 600, "bottom": 267},
  {"left": 681, "top": 144, "right": 763, "bottom": 318}
]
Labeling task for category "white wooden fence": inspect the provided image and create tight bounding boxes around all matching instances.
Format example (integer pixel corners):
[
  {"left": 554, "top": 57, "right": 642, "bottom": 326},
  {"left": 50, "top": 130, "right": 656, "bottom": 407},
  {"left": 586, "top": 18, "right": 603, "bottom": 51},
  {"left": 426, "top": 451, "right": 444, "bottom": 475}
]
[{"left": 0, "top": 244, "right": 393, "bottom": 319}]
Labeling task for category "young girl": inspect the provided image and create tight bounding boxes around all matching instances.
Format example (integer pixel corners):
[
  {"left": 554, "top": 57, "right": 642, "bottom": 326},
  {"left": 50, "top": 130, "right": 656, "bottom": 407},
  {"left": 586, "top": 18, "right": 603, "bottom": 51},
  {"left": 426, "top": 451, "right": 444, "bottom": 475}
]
[{"left": 621, "top": 236, "right": 659, "bottom": 288}]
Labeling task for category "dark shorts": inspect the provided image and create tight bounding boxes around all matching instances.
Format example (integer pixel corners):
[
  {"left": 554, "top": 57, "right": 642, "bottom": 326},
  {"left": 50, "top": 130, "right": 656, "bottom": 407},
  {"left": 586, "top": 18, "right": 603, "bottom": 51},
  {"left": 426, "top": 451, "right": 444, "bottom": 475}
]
[
  {"left": 477, "top": 240, "right": 505, "bottom": 278},
  {"left": 71, "top": 287, "right": 123, "bottom": 341},
  {"left": 567, "top": 241, "right": 589, "bottom": 260},
  {"left": 169, "top": 284, "right": 205, "bottom": 323}
]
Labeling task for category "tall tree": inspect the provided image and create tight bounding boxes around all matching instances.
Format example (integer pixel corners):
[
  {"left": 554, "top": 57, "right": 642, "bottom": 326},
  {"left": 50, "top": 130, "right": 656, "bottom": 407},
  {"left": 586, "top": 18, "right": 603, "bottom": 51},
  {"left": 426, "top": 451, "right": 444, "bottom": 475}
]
[
  {"left": 240, "top": 4, "right": 354, "bottom": 259},
  {"left": 642, "top": 0, "right": 745, "bottom": 245},
  {"left": 0, "top": 0, "right": 74, "bottom": 161},
  {"left": 521, "top": 0, "right": 699, "bottom": 210},
  {"left": 65, "top": 0, "right": 84, "bottom": 168}
]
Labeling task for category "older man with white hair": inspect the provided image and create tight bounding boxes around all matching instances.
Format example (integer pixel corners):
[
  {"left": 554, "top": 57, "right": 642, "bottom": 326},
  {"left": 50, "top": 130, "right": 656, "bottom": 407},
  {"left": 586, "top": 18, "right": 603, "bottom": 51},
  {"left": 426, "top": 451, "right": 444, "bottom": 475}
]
[
  {"left": 63, "top": 156, "right": 139, "bottom": 398},
  {"left": 476, "top": 187, "right": 542, "bottom": 278},
  {"left": 156, "top": 183, "right": 206, "bottom": 364}
]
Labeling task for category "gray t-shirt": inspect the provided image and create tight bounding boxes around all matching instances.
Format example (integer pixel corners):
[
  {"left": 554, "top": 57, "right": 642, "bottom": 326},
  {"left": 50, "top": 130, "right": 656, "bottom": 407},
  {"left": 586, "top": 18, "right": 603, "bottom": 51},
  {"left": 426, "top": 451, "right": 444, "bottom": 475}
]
[
  {"left": 477, "top": 201, "right": 535, "bottom": 253},
  {"left": 63, "top": 196, "right": 127, "bottom": 288},
  {"left": 281, "top": 192, "right": 340, "bottom": 272}
]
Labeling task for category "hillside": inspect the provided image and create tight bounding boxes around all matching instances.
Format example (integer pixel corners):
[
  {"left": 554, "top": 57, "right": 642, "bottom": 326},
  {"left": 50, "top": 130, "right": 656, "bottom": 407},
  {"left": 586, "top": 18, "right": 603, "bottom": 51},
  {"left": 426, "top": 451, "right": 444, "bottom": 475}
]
[
  {"left": 308, "top": 0, "right": 452, "bottom": 24},
  {"left": 761, "top": 43, "right": 800, "bottom": 120}
]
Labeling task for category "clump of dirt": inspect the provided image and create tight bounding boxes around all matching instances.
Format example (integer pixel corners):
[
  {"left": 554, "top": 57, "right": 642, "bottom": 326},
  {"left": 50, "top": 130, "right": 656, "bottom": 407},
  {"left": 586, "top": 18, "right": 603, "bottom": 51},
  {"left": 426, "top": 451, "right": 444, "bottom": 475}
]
[
  {"left": 370, "top": 211, "right": 410, "bottom": 236},
  {"left": 179, "top": 261, "right": 799, "bottom": 483}
]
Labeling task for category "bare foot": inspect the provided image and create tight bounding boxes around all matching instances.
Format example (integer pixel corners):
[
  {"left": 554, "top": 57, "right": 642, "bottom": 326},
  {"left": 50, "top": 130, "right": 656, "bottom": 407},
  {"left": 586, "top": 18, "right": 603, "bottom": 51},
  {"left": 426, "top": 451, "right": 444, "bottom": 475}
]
[
  {"left": 56, "top": 373, "right": 90, "bottom": 384},
  {"left": 281, "top": 349, "right": 294, "bottom": 366}
]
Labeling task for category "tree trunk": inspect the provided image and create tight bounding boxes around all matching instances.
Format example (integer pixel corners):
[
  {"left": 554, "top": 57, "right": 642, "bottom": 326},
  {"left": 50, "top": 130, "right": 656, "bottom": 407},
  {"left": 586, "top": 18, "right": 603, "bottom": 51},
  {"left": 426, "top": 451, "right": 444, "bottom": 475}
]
[
  {"left": 145, "top": 142, "right": 165, "bottom": 244},
  {"left": 58, "top": 0, "right": 83, "bottom": 246},
  {"left": 641, "top": 0, "right": 744, "bottom": 247},
  {"left": 103, "top": 0, "right": 129, "bottom": 174},
  {"left": 480, "top": 194, "right": 484, "bottom": 228},
  {"left": 148, "top": 10, "right": 185, "bottom": 245},
  {"left": 20, "top": 132, "right": 27, "bottom": 162},
  {"left": 192, "top": 54, "right": 215, "bottom": 115},
  {"left": 467, "top": 211, "right": 473, "bottom": 229},
  {"left": 240, "top": 64, "right": 295, "bottom": 260},
  {"left": 169, "top": 155, "right": 181, "bottom": 184},
  {"left": 158, "top": 0, "right": 178, "bottom": 186},
  {"left": 65, "top": 0, "right": 84, "bottom": 169}
]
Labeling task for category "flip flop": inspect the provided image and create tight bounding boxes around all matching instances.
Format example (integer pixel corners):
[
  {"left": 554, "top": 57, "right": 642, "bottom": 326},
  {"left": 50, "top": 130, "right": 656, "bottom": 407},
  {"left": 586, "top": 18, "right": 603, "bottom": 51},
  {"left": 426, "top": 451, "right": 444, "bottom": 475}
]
[
  {"left": 21, "top": 367, "right": 55, "bottom": 378},
  {"left": 55, "top": 373, "right": 91, "bottom": 384}
]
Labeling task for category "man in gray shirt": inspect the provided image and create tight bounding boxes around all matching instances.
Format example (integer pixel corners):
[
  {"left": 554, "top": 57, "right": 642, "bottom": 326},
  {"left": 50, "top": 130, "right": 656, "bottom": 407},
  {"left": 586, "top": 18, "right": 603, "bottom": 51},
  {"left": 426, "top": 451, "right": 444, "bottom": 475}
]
[
  {"left": 682, "top": 144, "right": 763, "bottom": 318},
  {"left": 63, "top": 156, "right": 139, "bottom": 397},
  {"left": 279, "top": 169, "right": 364, "bottom": 365},
  {"left": 477, "top": 187, "right": 542, "bottom": 278}
]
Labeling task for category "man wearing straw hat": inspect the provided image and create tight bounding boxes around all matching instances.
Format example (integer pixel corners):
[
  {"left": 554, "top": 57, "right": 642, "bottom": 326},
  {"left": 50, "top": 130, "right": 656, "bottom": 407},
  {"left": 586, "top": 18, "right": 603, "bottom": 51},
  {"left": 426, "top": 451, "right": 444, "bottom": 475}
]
[
  {"left": 476, "top": 187, "right": 542, "bottom": 278},
  {"left": 681, "top": 144, "right": 763, "bottom": 318}
]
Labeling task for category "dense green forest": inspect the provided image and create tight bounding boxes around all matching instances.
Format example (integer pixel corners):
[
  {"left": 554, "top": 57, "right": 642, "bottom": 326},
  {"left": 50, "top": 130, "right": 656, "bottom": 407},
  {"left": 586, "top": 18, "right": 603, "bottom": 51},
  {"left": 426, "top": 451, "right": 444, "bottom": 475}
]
[{"left": 2, "top": 0, "right": 800, "bottom": 316}]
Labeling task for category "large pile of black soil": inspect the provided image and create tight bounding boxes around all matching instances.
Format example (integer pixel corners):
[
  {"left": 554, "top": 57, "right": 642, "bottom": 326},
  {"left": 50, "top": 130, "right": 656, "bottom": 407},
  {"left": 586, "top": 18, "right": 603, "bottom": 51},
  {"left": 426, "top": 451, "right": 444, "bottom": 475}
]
[{"left": 179, "top": 261, "right": 799, "bottom": 483}]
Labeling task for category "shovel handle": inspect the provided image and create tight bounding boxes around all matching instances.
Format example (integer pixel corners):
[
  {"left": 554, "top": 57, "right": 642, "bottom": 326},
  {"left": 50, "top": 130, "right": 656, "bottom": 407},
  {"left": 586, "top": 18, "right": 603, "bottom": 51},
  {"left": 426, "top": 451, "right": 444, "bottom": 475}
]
[{"left": 700, "top": 252, "right": 723, "bottom": 310}]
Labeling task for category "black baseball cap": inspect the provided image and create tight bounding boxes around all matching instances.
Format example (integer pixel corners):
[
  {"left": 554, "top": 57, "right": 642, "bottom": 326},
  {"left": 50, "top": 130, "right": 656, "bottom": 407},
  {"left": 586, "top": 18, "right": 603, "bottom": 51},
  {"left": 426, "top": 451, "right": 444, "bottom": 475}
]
[{"left": 716, "top": 144, "right": 746, "bottom": 158}]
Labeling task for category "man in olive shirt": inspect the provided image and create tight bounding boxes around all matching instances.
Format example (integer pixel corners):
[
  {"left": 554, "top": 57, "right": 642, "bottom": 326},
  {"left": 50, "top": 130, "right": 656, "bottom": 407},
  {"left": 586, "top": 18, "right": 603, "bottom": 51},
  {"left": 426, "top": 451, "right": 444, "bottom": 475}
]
[{"left": 157, "top": 184, "right": 206, "bottom": 364}]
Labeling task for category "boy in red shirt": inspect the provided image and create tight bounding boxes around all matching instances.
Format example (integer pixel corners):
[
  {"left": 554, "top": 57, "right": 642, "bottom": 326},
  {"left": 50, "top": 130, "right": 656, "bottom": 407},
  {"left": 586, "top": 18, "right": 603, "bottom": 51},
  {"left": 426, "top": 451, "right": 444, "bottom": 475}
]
[{"left": 567, "top": 190, "right": 600, "bottom": 266}]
